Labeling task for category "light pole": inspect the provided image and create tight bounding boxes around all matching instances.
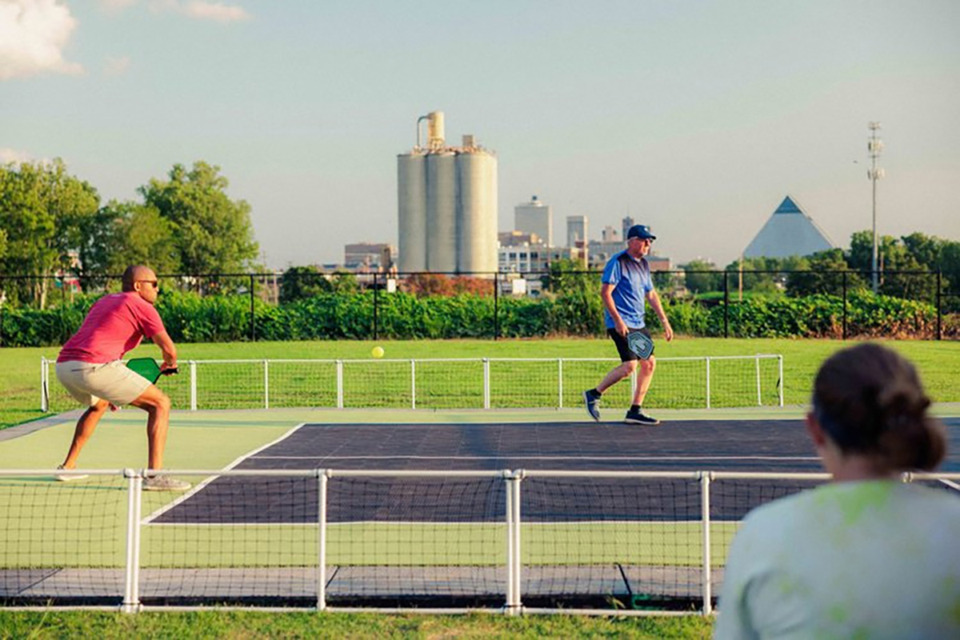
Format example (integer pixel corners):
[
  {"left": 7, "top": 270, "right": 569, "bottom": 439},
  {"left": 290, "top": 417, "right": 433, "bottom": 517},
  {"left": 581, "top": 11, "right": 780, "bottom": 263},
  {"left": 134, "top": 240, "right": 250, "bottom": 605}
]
[{"left": 867, "top": 122, "right": 885, "bottom": 293}]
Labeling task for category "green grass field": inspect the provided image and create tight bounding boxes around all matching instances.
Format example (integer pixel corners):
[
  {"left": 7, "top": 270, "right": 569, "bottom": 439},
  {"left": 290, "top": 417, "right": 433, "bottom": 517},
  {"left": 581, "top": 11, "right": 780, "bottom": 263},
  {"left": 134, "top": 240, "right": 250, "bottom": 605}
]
[
  {"left": 2, "top": 337, "right": 957, "bottom": 638},
  {"left": 5, "top": 336, "right": 960, "bottom": 429}
]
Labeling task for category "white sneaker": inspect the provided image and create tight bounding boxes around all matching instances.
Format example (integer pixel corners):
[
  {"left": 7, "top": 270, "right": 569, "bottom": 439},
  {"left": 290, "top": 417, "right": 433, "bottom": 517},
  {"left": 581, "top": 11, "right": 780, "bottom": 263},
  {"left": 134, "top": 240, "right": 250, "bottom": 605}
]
[
  {"left": 143, "top": 476, "right": 191, "bottom": 492},
  {"left": 55, "top": 465, "right": 89, "bottom": 482}
]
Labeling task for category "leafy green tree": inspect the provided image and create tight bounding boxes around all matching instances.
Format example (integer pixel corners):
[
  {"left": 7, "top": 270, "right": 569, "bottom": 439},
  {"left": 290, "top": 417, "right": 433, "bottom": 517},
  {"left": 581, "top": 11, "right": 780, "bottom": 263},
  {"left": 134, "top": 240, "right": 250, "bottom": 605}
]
[
  {"left": 681, "top": 259, "right": 723, "bottom": 294},
  {"left": 901, "top": 232, "right": 944, "bottom": 270},
  {"left": 0, "top": 159, "right": 99, "bottom": 306},
  {"left": 279, "top": 265, "right": 332, "bottom": 303},
  {"left": 139, "top": 161, "right": 258, "bottom": 276},
  {"left": 108, "top": 202, "right": 181, "bottom": 276},
  {"left": 329, "top": 270, "right": 359, "bottom": 294},
  {"left": 544, "top": 258, "right": 600, "bottom": 295},
  {"left": 785, "top": 249, "right": 862, "bottom": 296}
]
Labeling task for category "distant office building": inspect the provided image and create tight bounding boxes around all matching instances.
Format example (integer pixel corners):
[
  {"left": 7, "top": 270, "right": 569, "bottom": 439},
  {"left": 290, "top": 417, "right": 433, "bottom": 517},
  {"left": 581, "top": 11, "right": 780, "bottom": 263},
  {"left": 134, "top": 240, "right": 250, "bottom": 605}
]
[
  {"left": 744, "top": 196, "right": 834, "bottom": 258},
  {"left": 622, "top": 216, "right": 634, "bottom": 241},
  {"left": 567, "top": 215, "right": 588, "bottom": 248},
  {"left": 588, "top": 234, "right": 671, "bottom": 272},
  {"left": 498, "top": 230, "right": 542, "bottom": 247},
  {"left": 514, "top": 195, "right": 552, "bottom": 247},
  {"left": 601, "top": 225, "right": 620, "bottom": 243},
  {"left": 344, "top": 242, "right": 396, "bottom": 270},
  {"left": 499, "top": 245, "right": 582, "bottom": 273}
]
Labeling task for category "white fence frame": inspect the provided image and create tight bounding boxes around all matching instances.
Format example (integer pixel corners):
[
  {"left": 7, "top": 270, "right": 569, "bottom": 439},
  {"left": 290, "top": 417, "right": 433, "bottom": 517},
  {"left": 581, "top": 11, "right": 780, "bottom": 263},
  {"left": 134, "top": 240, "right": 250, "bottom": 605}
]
[
  {"left": 3, "top": 468, "right": 956, "bottom": 615},
  {"left": 41, "top": 355, "right": 784, "bottom": 412}
]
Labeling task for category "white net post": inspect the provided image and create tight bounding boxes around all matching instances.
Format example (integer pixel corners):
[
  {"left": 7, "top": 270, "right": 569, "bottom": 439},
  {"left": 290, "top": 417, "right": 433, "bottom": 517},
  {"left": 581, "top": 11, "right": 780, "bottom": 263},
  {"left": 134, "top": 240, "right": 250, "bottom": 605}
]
[
  {"left": 557, "top": 359, "right": 564, "bottom": 409},
  {"left": 411, "top": 359, "right": 417, "bottom": 409},
  {"left": 705, "top": 357, "right": 711, "bottom": 409},
  {"left": 263, "top": 359, "right": 270, "bottom": 410},
  {"left": 755, "top": 355, "right": 762, "bottom": 406},
  {"left": 40, "top": 357, "right": 49, "bottom": 413},
  {"left": 700, "top": 472, "right": 713, "bottom": 615},
  {"left": 483, "top": 359, "right": 491, "bottom": 410},
  {"left": 778, "top": 355, "right": 785, "bottom": 407},
  {"left": 505, "top": 470, "right": 522, "bottom": 614},
  {"left": 189, "top": 361, "right": 197, "bottom": 411},
  {"left": 317, "top": 470, "right": 328, "bottom": 611},
  {"left": 336, "top": 360, "right": 344, "bottom": 409},
  {"left": 122, "top": 468, "right": 143, "bottom": 614}
]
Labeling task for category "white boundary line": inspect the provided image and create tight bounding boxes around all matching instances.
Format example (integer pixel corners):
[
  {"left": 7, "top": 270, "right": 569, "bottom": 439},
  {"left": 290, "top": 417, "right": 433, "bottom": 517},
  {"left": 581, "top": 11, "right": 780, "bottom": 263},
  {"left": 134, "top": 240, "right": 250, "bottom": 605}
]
[
  {"left": 251, "top": 454, "right": 820, "bottom": 462},
  {"left": 141, "top": 423, "right": 308, "bottom": 524}
]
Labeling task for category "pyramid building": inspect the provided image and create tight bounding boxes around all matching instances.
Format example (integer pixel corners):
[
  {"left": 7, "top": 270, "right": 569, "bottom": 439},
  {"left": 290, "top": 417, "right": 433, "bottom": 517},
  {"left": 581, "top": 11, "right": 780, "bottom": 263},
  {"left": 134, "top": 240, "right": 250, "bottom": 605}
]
[{"left": 743, "top": 196, "right": 834, "bottom": 258}]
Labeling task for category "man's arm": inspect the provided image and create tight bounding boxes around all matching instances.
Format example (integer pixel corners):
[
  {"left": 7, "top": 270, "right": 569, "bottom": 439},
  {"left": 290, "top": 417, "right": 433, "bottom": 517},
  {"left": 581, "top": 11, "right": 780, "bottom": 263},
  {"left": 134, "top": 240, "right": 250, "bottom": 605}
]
[
  {"left": 151, "top": 331, "right": 178, "bottom": 371},
  {"left": 646, "top": 290, "right": 674, "bottom": 341},
  {"left": 601, "top": 283, "right": 628, "bottom": 336}
]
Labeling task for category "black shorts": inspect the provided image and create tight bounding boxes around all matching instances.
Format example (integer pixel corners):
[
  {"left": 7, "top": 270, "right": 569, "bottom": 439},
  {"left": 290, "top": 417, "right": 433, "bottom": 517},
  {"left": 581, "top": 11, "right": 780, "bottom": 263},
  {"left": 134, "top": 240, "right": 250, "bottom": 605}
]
[{"left": 608, "top": 327, "right": 654, "bottom": 362}]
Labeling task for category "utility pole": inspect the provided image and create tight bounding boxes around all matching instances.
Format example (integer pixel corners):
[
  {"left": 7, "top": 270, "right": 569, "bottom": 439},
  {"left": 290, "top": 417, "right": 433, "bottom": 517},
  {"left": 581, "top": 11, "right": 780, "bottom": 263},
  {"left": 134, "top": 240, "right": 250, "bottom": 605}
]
[{"left": 867, "top": 122, "right": 885, "bottom": 293}]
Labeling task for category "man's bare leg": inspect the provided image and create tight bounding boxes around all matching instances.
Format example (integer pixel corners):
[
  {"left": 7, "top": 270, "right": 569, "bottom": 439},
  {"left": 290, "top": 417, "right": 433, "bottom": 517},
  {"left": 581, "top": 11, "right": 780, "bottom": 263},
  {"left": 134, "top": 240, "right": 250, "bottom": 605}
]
[
  {"left": 597, "top": 360, "right": 639, "bottom": 394},
  {"left": 129, "top": 385, "right": 172, "bottom": 470},
  {"left": 632, "top": 357, "right": 657, "bottom": 406},
  {"left": 61, "top": 399, "right": 110, "bottom": 468}
]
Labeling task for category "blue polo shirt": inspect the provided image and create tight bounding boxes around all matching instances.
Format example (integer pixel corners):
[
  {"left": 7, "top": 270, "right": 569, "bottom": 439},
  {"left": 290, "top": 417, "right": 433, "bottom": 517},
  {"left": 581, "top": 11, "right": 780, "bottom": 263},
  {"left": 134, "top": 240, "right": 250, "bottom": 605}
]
[{"left": 602, "top": 250, "right": 654, "bottom": 329}]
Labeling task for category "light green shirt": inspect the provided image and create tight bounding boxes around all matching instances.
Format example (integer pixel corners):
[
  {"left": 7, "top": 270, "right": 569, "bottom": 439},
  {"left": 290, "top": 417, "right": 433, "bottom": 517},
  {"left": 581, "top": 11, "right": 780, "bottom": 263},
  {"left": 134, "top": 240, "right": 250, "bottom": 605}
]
[{"left": 715, "top": 481, "right": 960, "bottom": 640}]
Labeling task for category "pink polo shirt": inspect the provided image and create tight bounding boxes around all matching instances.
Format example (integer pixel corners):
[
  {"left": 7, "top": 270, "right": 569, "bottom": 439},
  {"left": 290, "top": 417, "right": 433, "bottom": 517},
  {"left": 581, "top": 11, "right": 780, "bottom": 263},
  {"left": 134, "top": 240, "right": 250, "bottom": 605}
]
[{"left": 57, "top": 292, "right": 166, "bottom": 364}]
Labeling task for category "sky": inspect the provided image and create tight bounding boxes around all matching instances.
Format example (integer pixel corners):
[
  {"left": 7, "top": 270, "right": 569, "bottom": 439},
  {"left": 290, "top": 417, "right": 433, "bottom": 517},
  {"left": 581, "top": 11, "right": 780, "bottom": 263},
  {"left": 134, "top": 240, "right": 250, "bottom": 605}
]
[{"left": 2, "top": 0, "right": 959, "bottom": 269}]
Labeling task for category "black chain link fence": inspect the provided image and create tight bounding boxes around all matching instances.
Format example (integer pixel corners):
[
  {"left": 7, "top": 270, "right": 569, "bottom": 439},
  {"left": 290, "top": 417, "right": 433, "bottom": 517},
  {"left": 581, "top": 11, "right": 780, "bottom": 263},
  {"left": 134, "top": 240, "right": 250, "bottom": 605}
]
[{"left": 0, "top": 269, "right": 956, "bottom": 346}]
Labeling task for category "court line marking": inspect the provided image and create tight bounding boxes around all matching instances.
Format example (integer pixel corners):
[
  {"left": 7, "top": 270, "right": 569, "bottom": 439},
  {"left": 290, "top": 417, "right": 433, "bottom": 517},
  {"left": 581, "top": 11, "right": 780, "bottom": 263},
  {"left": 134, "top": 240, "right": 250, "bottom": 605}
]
[
  {"left": 141, "top": 423, "right": 308, "bottom": 524},
  {"left": 251, "top": 454, "right": 820, "bottom": 462},
  {"left": 939, "top": 478, "right": 960, "bottom": 492}
]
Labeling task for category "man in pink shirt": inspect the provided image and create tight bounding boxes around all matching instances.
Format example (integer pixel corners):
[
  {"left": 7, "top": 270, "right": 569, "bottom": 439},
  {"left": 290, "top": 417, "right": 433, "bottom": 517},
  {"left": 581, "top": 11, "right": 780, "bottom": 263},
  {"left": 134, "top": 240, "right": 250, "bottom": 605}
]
[{"left": 55, "top": 265, "right": 189, "bottom": 491}]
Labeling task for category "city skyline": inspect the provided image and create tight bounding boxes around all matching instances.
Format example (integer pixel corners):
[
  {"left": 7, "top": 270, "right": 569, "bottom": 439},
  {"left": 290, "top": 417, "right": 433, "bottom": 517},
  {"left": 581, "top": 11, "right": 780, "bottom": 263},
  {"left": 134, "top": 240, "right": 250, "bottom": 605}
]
[{"left": 2, "top": 1, "right": 958, "bottom": 270}]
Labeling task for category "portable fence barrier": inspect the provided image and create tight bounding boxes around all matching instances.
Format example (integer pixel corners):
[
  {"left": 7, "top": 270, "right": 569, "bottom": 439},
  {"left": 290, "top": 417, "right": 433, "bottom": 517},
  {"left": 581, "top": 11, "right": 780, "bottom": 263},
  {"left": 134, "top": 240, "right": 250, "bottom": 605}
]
[
  {"left": 3, "top": 468, "right": 956, "bottom": 614},
  {"left": 41, "top": 355, "right": 784, "bottom": 413}
]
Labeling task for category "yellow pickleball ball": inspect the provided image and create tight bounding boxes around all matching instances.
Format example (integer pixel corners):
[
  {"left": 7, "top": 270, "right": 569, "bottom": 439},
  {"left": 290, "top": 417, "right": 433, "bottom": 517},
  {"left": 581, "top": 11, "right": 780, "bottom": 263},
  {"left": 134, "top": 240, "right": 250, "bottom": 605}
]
[{"left": 371, "top": 346, "right": 385, "bottom": 359}]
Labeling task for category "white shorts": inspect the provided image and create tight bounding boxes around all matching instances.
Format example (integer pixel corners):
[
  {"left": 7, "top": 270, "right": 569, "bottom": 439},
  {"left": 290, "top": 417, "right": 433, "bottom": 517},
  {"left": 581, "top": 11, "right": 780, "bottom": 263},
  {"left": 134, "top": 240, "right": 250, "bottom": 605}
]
[{"left": 56, "top": 360, "right": 152, "bottom": 407}]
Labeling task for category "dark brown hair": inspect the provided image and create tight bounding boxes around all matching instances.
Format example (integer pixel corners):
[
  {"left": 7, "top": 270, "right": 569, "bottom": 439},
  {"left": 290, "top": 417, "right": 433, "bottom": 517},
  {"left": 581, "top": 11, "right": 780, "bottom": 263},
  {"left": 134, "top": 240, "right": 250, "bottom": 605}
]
[{"left": 812, "top": 343, "right": 945, "bottom": 471}]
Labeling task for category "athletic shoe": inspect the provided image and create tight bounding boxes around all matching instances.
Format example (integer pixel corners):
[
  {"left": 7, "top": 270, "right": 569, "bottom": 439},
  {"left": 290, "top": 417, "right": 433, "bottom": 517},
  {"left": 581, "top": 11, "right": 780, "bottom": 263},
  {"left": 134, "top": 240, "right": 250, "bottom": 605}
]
[
  {"left": 583, "top": 389, "right": 601, "bottom": 422},
  {"left": 55, "top": 465, "right": 88, "bottom": 482},
  {"left": 624, "top": 409, "right": 660, "bottom": 425},
  {"left": 143, "top": 476, "right": 191, "bottom": 492}
]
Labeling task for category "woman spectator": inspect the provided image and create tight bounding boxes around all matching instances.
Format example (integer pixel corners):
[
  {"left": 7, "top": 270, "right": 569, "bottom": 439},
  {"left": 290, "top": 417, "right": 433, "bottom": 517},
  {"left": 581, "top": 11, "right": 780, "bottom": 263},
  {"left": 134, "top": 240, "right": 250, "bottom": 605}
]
[{"left": 715, "top": 343, "right": 960, "bottom": 639}]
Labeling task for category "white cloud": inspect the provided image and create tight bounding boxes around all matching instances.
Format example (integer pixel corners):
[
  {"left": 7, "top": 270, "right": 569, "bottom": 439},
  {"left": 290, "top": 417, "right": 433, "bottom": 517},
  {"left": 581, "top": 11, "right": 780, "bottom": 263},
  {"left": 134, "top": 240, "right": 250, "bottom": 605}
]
[
  {"left": 149, "top": 0, "right": 250, "bottom": 22},
  {"left": 182, "top": 1, "right": 249, "bottom": 22},
  {"left": 0, "top": 0, "right": 84, "bottom": 80},
  {"left": 0, "top": 148, "right": 33, "bottom": 164},
  {"left": 103, "top": 54, "right": 130, "bottom": 76},
  {"left": 98, "top": 0, "right": 136, "bottom": 12}
]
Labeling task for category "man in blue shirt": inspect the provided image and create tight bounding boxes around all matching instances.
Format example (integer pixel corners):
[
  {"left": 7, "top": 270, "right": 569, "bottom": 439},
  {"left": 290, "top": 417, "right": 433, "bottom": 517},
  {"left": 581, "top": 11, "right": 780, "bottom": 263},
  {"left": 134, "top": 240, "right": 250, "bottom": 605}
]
[{"left": 583, "top": 224, "right": 674, "bottom": 424}]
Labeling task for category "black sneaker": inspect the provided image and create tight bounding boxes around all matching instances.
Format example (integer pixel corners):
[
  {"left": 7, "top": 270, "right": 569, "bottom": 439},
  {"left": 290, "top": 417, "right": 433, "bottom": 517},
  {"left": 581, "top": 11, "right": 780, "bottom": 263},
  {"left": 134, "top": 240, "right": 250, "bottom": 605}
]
[
  {"left": 624, "top": 409, "right": 660, "bottom": 425},
  {"left": 583, "top": 390, "right": 601, "bottom": 422}
]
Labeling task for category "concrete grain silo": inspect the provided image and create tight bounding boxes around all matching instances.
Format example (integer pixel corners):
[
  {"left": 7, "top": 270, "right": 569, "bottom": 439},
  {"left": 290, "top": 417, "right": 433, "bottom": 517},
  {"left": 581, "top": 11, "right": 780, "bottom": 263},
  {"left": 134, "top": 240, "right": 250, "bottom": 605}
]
[
  {"left": 397, "top": 111, "right": 498, "bottom": 274},
  {"left": 397, "top": 152, "right": 427, "bottom": 271},
  {"left": 426, "top": 150, "right": 457, "bottom": 272}
]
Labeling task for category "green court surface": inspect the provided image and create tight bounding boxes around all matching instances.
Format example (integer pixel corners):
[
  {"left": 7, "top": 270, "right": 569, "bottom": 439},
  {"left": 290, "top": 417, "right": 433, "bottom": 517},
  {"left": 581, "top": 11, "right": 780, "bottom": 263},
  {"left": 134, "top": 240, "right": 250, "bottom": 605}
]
[{"left": 1, "top": 405, "right": 955, "bottom": 578}]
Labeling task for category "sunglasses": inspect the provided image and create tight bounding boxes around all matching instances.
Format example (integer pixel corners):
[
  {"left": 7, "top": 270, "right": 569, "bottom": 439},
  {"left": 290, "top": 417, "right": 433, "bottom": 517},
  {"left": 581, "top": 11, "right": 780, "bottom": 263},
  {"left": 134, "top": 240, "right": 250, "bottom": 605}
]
[{"left": 137, "top": 280, "right": 159, "bottom": 288}]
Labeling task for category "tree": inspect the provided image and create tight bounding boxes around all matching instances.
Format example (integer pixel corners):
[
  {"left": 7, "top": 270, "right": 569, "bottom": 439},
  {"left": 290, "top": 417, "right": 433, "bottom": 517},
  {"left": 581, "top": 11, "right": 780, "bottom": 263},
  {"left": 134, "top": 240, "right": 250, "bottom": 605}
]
[
  {"left": 681, "top": 259, "right": 723, "bottom": 294},
  {"left": 785, "top": 249, "right": 862, "bottom": 296},
  {"left": 0, "top": 159, "right": 99, "bottom": 306},
  {"left": 279, "top": 265, "right": 332, "bottom": 303},
  {"left": 901, "top": 232, "right": 944, "bottom": 271},
  {"left": 109, "top": 202, "right": 181, "bottom": 276},
  {"left": 139, "top": 161, "right": 259, "bottom": 276},
  {"left": 544, "top": 258, "right": 599, "bottom": 296}
]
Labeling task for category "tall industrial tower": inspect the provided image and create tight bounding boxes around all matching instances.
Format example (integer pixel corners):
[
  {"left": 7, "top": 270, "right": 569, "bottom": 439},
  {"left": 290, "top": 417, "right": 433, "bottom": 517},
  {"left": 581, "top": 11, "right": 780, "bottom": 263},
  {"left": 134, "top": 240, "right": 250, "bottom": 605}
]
[
  {"left": 397, "top": 111, "right": 498, "bottom": 274},
  {"left": 515, "top": 195, "right": 552, "bottom": 246}
]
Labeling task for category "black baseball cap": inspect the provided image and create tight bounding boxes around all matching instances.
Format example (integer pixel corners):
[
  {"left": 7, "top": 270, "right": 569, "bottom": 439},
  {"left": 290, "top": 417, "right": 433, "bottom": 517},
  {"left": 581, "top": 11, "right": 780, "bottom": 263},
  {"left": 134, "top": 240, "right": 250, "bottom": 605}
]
[{"left": 627, "top": 224, "right": 656, "bottom": 240}]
